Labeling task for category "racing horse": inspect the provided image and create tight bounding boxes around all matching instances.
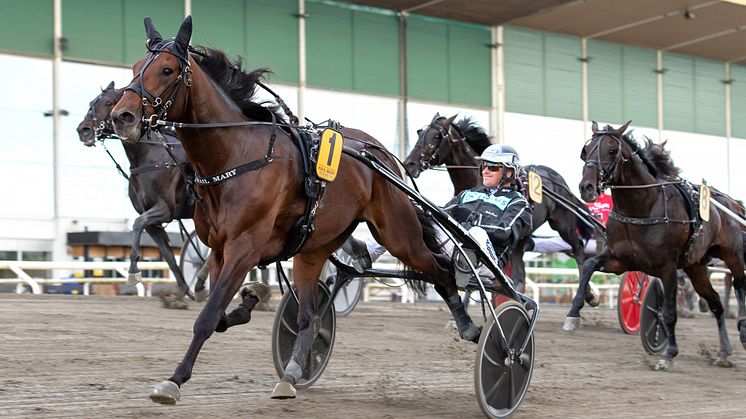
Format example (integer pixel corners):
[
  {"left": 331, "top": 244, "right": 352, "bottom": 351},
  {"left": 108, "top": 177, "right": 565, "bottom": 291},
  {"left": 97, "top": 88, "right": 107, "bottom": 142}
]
[
  {"left": 76, "top": 82, "right": 201, "bottom": 305},
  {"left": 572, "top": 121, "right": 746, "bottom": 368},
  {"left": 403, "top": 114, "right": 595, "bottom": 294},
  {"left": 110, "top": 16, "right": 470, "bottom": 403}
]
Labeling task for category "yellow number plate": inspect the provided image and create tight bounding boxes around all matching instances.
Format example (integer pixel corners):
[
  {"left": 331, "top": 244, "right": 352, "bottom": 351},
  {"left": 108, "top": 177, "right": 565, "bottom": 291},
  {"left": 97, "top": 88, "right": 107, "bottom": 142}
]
[
  {"left": 316, "top": 128, "right": 344, "bottom": 182},
  {"left": 699, "top": 182, "right": 710, "bottom": 222},
  {"left": 528, "top": 171, "right": 543, "bottom": 204}
]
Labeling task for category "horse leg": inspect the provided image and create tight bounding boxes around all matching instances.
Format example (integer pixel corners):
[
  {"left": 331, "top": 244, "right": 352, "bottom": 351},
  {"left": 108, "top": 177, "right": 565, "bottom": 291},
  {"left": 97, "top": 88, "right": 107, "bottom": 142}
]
[
  {"left": 272, "top": 253, "right": 326, "bottom": 399},
  {"left": 150, "top": 243, "right": 258, "bottom": 405},
  {"left": 722, "top": 261, "right": 746, "bottom": 350},
  {"left": 686, "top": 264, "right": 732, "bottom": 366},
  {"left": 551, "top": 218, "right": 595, "bottom": 307},
  {"left": 723, "top": 273, "right": 735, "bottom": 318},
  {"left": 654, "top": 270, "right": 680, "bottom": 370},
  {"left": 128, "top": 203, "right": 172, "bottom": 285},
  {"left": 563, "top": 252, "right": 620, "bottom": 331},
  {"left": 510, "top": 244, "right": 526, "bottom": 293},
  {"left": 144, "top": 224, "right": 193, "bottom": 302},
  {"left": 193, "top": 253, "right": 212, "bottom": 302}
]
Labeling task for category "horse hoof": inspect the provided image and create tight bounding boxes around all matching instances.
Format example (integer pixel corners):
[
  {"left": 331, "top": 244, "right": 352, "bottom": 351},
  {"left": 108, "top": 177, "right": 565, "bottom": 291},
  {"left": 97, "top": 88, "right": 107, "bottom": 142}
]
[
  {"left": 653, "top": 359, "right": 671, "bottom": 371},
  {"left": 714, "top": 356, "right": 735, "bottom": 368},
  {"left": 194, "top": 288, "right": 209, "bottom": 302},
  {"left": 738, "top": 319, "right": 746, "bottom": 347},
  {"left": 241, "top": 282, "right": 272, "bottom": 303},
  {"left": 270, "top": 381, "right": 296, "bottom": 399},
  {"left": 127, "top": 271, "right": 143, "bottom": 286},
  {"left": 562, "top": 317, "right": 581, "bottom": 332},
  {"left": 461, "top": 324, "right": 481, "bottom": 343},
  {"left": 586, "top": 292, "right": 600, "bottom": 308},
  {"left": 698, "top": 299, "right": 709, "bottom": 313},
  {"left": 150, "top": 380, "right": 180, "bottom": 404}
]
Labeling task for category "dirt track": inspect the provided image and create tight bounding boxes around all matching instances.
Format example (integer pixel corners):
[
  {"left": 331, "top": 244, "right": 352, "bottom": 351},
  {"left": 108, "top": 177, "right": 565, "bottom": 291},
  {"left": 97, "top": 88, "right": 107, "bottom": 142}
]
[{"left": 1, "top": 293, "right": 745, "bottom": 418}]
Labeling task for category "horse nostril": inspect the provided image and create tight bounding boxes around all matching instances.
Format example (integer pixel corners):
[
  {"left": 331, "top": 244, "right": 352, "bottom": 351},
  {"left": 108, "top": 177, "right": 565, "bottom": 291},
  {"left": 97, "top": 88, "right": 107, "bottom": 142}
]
[{"left": 116, "top": 111, "right": 136, "bottom": 125}]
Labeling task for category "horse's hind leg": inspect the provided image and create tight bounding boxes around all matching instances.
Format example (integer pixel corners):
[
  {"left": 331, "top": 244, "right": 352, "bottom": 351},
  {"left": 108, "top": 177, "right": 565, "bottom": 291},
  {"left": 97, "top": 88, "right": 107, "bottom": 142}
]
[
  {"left": 272, "top": 253, "right": 326, "bottom": 399},
  {"left": 684, "top": 264, "right": 732, "bottom": 364},
  {"left": 654, "top": 269, "right": 680, "bottom": 370},
  {"left": 722, "top": 258, "right": 746, "bottom": 349},
  {"left": 144, "top": 224, "right": 193, "bottom": 303}
]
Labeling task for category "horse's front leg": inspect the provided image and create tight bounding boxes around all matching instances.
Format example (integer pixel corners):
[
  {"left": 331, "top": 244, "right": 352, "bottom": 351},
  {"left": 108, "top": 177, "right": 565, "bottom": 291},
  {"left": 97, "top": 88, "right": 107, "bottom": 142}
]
[
  {"left": 144, "top": 224, "right": 193, "bottom": 304},
  {"left": 272, "top": 254, "right": 326, "bottom": 399},
  {"left": 128, "top": 203, "right": 172, "bottom": 285},
  {"left": 685, "top": 264, "right": 732, "bottom": 366},
  {"left": 563, "top": 252, "right": 621, "bottom": 331},
  {"left": 149, "top": 245, "right": 259, "bottom": 405},
  {"left": 653, "top": 270, "right": 680, "bottom": 370}
]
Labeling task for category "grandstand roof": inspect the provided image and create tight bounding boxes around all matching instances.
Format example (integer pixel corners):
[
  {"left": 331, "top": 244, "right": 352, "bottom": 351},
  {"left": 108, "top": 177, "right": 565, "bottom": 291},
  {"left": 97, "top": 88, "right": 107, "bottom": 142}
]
[{"left": 343, "top": 0, "right": 746, "bottom": 64}]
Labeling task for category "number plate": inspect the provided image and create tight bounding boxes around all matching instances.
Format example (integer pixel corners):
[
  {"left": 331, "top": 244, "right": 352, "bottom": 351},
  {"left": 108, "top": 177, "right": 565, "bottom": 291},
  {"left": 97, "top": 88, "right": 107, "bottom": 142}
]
[
  {"left": 316, "top": 128, "right": 344, "bottom": 182},
  {"left": 699, "top": 182, "right": 710, "bottom": 222},
  {"left": 528, "top": 171, "right": 542, "bottom": 204}
]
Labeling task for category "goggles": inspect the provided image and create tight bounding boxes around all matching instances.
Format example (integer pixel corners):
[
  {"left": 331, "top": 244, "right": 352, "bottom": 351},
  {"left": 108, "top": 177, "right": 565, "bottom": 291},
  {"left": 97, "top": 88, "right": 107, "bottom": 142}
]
[{"left": 480, "top": 162, "right": 503, "bottom": 172}]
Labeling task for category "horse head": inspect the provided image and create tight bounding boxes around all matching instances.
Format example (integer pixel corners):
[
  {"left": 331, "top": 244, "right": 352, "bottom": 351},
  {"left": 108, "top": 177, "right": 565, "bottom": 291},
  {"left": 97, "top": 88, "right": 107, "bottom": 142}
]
[
  {"left": 403, "top": 113, "right": 458, "bottom": 177},
  {"left": 112, "top": 16, "right": 193, "bottom": 143},
  {"left": 578, "top": 120, "right": 632, "bottom": 202},
  {"left": 77, "top": 81, "right": 123, "bottom": 146}
]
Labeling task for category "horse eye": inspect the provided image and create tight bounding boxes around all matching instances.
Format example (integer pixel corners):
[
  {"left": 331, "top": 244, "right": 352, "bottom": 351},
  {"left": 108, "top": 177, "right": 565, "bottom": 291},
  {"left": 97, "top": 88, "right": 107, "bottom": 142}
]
[
  {"left": 105, "top": 101, "right": 113, "bottom": 106},
  {"left": 162, "top": 68, "right": 173, "bottom": 76},
  {"left": 609, "top": 148, "right": 618, "bottom": 155}
]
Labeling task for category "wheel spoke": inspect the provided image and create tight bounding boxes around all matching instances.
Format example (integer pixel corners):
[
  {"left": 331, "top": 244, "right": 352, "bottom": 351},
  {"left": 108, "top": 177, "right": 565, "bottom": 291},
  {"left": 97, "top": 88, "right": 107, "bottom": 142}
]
[
  {"left": 484, "top": 366, "right": 507, "bottom": 402},
  {"left": 280, "top": 317, "right": 298, "bottom": 336}
]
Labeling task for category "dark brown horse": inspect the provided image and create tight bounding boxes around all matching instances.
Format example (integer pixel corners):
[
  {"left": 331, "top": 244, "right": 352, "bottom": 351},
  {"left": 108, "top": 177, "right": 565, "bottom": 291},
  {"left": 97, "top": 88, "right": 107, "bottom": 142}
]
[
  {"left": 110, "top": 16, "right": 470, "bottom": 403},
  {"left": 573, "top": 121, "right": 746, "bottom": 369},
  {"left": 76, "top": 83, "right": 199, "bottom": 303},
  {"left": 403, "top": 114, "right": 595, "bottom": 296}
]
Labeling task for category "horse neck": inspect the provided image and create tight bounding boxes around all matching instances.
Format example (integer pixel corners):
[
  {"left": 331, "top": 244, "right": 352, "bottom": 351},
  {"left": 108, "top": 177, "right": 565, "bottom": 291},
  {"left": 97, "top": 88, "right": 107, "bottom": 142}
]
[
  {"left": 610, "top": 157, "right": 660, "bottom": 213},
  {"left": 179, "top": 66, "right": 255, "bottom": 175},
  {"left": 444, "top": 142, "right": 480, "bottom": 194}
]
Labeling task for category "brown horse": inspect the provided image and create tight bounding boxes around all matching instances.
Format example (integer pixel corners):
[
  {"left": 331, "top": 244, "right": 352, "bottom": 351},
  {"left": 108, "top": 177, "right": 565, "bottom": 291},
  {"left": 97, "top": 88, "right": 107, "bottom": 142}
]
[
  {"left": 76, "top": 83, "right": 199, "bottom": 304},
  {"left": 573, "top": 121, "right": 746, "bottom": 369},
  {"left": 110, "top": 16, "right": 470, "bottom": 403},
  {"left": 403, "top": 114, "right": 596, "bottom": 296}
]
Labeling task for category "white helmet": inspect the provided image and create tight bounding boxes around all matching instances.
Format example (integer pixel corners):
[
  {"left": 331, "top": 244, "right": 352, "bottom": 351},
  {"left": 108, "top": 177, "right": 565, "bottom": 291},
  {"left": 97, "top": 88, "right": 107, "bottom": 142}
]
[{"left": 479, "top": 144, "right": 521, "bottom": 174}]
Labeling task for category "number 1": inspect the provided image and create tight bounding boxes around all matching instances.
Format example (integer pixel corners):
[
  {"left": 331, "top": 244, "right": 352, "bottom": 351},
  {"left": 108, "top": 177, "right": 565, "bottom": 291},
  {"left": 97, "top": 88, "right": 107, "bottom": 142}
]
[{"left": 326, "top": 133, "right": 337, "bottom": 166}]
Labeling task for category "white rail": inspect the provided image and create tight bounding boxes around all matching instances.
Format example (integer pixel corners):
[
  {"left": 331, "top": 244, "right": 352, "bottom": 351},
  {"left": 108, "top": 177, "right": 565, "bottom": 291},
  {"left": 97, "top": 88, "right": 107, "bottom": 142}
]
[{"left": 2, "top": 260, "right": 732, "bottom": 309}]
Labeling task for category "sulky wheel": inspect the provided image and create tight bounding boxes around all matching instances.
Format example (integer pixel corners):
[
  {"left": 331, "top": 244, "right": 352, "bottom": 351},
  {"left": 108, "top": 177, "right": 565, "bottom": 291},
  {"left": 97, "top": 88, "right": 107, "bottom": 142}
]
[
  {"left": 617, "top": 271, "right": 650, "bottom": 335},
  {"left": 321, "top": 259, "right": 364, "bottom": 317},
  {"left": 474, "top": 300, "right": 534, "bottom": 418},
  {"left": 178, "top": 230, "right": 211, "bottom": 295},
  {"left": 639, "top": 276, "right": 668, "bottom": 355},
  {"left": 272, "top": 281, "right": 336, "bottom": 389}
]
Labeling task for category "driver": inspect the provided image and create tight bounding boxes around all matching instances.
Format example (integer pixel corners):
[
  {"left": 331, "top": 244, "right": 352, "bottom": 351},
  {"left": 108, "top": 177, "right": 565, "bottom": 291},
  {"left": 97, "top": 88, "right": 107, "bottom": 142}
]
[
  {"left": 444, "top": 144, "right": 533, "bottom": 281},
  {"left": 340, "top": 144, "right": 532, "bottom": 284}
]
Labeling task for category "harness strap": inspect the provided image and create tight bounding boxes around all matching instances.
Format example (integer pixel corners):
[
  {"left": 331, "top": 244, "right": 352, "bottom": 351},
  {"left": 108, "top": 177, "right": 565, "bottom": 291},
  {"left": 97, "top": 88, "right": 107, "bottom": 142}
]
[{"left": 130, "top": 161, "right": 187, "bottom": 176}]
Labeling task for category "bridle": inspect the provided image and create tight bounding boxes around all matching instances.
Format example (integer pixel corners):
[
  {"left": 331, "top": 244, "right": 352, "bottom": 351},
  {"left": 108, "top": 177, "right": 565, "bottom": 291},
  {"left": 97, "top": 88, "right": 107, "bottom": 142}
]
[
  {"left": 123, "top": 40, "right": 192, "bottom": 132},
  {"left": 581, "top": 130, "right": 639, "bottom": 195},
  {"left": 86, "top": 89, "right": 120, "bottom": 142},
  {"left": 415, "top": 117, "right": 465, "bottom": 171}
]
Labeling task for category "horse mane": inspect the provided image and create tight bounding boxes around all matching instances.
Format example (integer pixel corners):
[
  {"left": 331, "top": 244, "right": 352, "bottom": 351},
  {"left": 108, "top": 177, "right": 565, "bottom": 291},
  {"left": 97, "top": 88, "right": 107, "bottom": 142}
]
[
  {"left": 454, "top": 116, "right": 492, "bottom": 155},
  {"left": 191, "top": 46, "right": 287, "bottom": 124},
  {"left": 604, "top": 125, "right": 680, "bottom": 179}
]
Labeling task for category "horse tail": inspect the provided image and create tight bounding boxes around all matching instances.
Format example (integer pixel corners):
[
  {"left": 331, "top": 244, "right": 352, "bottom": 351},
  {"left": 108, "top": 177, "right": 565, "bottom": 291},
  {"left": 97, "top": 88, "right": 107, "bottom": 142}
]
[{"left": 402, "top": 204, "right": 451, "bottom": 296}]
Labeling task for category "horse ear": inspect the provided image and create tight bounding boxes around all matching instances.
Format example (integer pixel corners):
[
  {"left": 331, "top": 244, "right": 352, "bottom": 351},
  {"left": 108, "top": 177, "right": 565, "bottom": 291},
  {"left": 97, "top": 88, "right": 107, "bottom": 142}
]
[
  {"left": 144, "top": 17, "right": 163, "bottom": 47},
  {"left": 617, "top": 120, "right": 632, "bottom": 135},
  {"left": 175, "top": 16, "right": 193, "bottom": 47},
  {"left": 580, "top": 146, "right": 587, "bottom": 161},
  {"left": 106, "top": 81, "right": 115, "bottom": 90},
  {"left": 591, "top": 121, "right": 599, "bottom": 133},
  {"left": 445, "top": 114, "right": 458, "bottom": 125}
]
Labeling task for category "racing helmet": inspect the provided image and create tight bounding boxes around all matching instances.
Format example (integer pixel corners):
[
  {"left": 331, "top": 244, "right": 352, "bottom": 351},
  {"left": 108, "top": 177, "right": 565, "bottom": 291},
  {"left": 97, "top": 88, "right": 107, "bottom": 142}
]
[{"left": 479, "top": 144, "right": 521, "bottom": 175}]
